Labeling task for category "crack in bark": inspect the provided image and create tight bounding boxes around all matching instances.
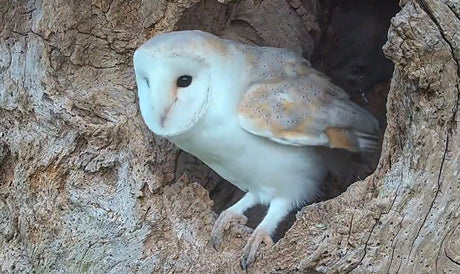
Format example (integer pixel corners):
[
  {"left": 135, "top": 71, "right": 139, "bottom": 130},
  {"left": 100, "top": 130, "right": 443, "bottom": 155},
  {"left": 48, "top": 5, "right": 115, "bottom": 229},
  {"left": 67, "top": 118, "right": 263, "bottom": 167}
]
[
  {"left": 445, "top": 2, "right": 460, "bottom": 20},
  {"left": 418, "top": 0, "right": 460, "bottom": 99},
  {"left": 383, "top": 175, "right": 405, "bottom": 271},
  {"left": 78, "top": 240, "right": 97, "bottom": 271},
  {"left": 11, "top": 30, "right": 27, "bottom": 37},
  {"left": 29, "top": 29, "right": 51, "bottom": 42},
  {"left": 405, "top": 0, "right": 460, "bottom": 264},
  {"left": 445, "top": 249, "right": 460, "bottom": 266},
  {"left": 438, "top": 223, "right": 460, "bottom": 268},
  {"left": 389, "top": 215, "right": 405, "bottom": 274},
  {"left": 346, "top": 162, "right": 404, "bottom": 272},
  {"left": 345, "top": 214, "right": 381, "bottom": 273},
  {"left": 76, "top": 29, "right": 108, "bottom": 42},
  {"left": 346, "top": 213, "right": 354, "bottom": 248},
  {"left": 68, "top": 59, "right": 120, "bottom": 70}
]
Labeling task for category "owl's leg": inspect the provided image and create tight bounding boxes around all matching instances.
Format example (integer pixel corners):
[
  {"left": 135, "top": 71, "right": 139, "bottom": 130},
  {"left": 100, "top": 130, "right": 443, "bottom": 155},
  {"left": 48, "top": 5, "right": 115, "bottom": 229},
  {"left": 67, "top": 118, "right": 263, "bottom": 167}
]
[
  {"left": 241, "top": 198, "right": 292, "bottom": 270},
  {"left": 211, "top": 192, "right": 259, "bottom": 249}
]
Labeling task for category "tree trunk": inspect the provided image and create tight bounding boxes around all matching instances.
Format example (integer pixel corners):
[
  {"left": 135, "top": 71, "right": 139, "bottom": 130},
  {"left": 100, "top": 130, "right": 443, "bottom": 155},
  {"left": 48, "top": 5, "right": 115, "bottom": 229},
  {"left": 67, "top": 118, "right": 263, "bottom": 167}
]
[{"left": 1, "top": 0, "right": 459, "bottom": 273}]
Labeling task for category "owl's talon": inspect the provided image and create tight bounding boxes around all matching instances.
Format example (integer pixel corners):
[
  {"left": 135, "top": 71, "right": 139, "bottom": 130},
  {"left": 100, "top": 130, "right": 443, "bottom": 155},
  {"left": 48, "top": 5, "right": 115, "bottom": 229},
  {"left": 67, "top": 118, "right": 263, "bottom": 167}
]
[
  {"left": 211, "top": 210, "right": 248, "bottom": 250},
  {"left": 240, "top": 228, "right": 273, "bottom": 270}
]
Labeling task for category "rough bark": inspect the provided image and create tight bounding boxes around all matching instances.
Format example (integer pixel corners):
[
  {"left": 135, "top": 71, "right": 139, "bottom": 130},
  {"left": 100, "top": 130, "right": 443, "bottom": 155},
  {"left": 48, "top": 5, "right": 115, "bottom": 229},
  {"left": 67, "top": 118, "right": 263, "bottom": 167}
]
[{"left": 0, "top": 0, "right": 459, "bottom": 273}]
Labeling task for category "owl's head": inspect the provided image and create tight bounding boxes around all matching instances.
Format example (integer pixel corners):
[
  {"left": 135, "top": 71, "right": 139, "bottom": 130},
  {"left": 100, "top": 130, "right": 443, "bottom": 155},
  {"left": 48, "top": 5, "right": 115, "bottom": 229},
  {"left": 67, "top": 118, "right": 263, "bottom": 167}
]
[{"left": 133, "top": 30, "right": 229, "bottom": 137}]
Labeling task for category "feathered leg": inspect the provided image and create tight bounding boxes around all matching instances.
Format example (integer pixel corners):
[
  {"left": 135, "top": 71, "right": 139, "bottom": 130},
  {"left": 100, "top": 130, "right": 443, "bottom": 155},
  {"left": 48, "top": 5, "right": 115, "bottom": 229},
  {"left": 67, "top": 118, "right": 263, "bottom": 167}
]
[{"left": 241, "top": 198, "right": 292, "bottom": 269}]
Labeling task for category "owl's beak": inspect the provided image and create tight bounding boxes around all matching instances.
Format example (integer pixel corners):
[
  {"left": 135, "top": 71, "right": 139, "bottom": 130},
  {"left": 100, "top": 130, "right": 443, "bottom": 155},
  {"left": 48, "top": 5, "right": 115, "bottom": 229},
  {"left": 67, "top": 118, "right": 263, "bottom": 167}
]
[
  {"left": 159, "top": 86, "right": 180, "bottom": 128},
  {"left": 146, "top": 78, "right": 178, "bottom": 129},
  {"left": 160, "top": 104, "right": 172, "bottom": 127},
  {"left": 150, "top": 82, "right": 174, "bottom": 129}
]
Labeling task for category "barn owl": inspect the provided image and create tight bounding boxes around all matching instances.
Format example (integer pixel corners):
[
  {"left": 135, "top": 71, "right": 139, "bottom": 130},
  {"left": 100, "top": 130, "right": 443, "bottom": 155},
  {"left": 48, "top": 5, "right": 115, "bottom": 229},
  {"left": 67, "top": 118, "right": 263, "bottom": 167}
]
[{"left": 133, "top": 30, "right": 379, "bottom": 269}]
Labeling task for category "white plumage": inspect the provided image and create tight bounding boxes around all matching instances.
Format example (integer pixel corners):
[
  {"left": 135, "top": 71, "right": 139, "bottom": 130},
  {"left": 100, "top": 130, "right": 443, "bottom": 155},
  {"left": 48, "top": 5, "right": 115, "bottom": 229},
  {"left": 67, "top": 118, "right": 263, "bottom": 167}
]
[{"left": 133, "top": 30, "right": 379, "bottom": 268}]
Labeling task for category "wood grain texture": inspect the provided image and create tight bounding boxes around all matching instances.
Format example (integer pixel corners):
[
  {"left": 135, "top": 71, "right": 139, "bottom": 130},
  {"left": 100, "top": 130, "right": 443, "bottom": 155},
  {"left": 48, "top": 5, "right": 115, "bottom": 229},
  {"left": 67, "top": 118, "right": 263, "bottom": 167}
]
[{"left": 1, "top": 0, "right": 458, "bottom": 273}]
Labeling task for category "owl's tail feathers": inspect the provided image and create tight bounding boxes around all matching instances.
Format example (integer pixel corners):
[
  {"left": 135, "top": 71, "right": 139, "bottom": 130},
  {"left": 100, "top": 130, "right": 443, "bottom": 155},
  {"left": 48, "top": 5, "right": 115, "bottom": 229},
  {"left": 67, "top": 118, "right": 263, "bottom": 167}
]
[
  {"left": 344, "top": 101, "right": 380, "bottom": 153},
  {"left": 355, "top": 131, "right": 380, "bottom": 152},
  {"left": 329, "top": 99, "right": 380, "bottom": 153}
]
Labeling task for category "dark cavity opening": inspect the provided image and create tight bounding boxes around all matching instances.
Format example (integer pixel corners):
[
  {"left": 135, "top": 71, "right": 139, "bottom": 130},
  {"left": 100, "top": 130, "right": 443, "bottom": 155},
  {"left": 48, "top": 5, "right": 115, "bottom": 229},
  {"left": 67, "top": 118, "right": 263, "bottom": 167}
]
[{"left": 175, "top": 0, "right": 399, "bottom": 241}]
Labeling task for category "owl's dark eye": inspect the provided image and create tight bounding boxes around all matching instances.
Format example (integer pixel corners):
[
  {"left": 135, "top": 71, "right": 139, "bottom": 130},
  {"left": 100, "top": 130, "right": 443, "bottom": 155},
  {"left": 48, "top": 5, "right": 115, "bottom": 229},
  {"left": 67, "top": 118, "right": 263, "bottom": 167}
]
[{"left": 176, "top": 75, "right": 192, "bottom": 88}]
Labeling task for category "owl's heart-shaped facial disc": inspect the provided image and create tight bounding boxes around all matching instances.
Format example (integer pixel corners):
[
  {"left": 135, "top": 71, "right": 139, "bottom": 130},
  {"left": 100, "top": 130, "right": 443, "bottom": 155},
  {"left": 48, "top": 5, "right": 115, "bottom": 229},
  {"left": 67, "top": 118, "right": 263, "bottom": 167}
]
[{"left": 133, "top": 43, "right": 212, "bottom": 137}]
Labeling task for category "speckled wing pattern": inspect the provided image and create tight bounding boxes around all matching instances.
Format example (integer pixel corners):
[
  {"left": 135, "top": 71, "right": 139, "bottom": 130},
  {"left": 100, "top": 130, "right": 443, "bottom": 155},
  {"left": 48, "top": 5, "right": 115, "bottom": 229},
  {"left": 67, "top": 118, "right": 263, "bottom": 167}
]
[{"left": 238, "top": 59, "right": 379, "bottom": 152}]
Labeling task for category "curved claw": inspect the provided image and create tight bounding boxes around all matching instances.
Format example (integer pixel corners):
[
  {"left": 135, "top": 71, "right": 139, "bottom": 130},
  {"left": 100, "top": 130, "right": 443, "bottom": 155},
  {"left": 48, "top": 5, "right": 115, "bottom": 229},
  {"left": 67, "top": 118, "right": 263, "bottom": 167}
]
[
  {"left": 211, "top": 210, "right": 248, "bottom": 250},
  {"left": 240, "top": 228, "right": 273, "bottom": 270}
]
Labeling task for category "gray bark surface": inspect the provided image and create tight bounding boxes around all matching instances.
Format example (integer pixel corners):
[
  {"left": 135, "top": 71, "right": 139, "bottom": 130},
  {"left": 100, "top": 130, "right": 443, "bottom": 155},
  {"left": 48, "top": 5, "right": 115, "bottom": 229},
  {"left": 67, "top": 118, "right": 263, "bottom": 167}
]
[{"left": 0, "top": 0, "right": 459, "bottom": 273}]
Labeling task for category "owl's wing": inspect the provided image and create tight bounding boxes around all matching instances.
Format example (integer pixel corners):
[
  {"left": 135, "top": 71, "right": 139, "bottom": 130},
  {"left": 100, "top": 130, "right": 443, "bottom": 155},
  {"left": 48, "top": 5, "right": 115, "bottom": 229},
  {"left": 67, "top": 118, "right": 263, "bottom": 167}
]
[{"left": 237, "top": 72, "right": 379, "bottom": 152}]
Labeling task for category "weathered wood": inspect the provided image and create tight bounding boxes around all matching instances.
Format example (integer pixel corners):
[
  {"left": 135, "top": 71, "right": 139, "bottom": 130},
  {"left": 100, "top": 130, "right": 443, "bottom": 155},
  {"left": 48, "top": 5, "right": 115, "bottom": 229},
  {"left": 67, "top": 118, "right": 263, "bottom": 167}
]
[{"left": 0, "top": 0, "right": 458, "bottom": 273}]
